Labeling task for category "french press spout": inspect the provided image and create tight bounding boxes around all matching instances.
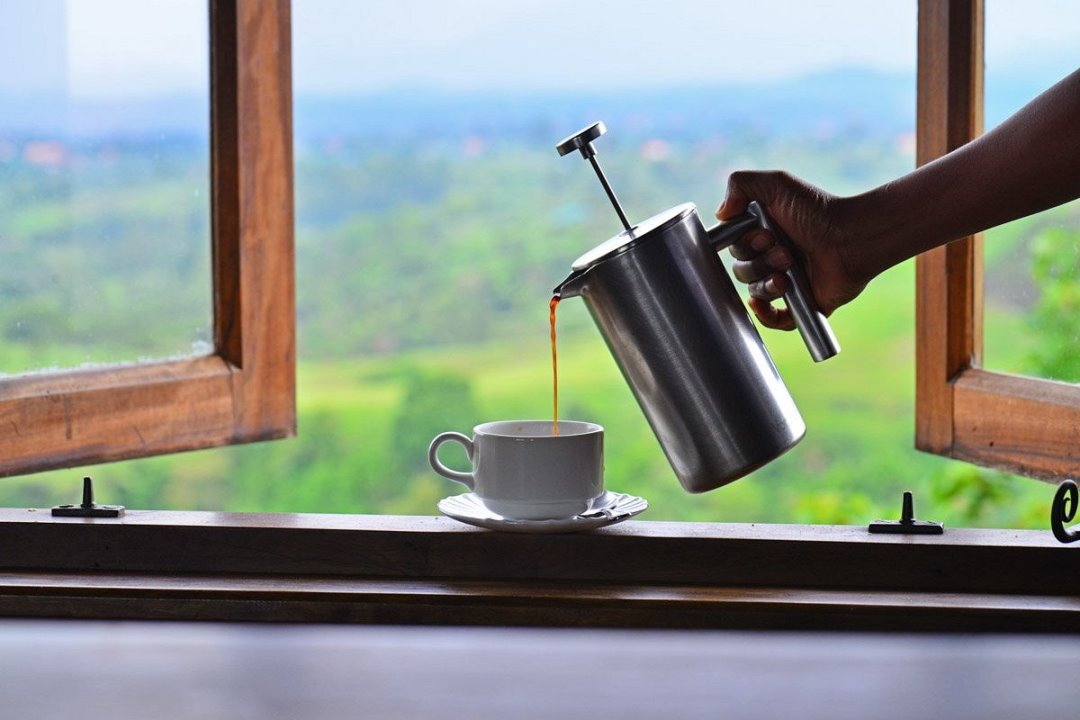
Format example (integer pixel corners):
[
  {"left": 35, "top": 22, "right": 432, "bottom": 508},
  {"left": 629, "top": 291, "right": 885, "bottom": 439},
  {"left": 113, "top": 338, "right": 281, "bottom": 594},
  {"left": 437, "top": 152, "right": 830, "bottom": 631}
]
[{"left": 553, "top": 122, "right": 839, "bottom": 493}]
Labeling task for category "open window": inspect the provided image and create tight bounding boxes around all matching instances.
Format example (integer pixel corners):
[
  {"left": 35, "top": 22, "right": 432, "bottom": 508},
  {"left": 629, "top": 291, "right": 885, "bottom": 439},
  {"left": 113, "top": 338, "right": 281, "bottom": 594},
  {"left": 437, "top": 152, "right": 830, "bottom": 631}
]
[
  {"left": 0, "top": 0, "right": 295, "bottom": 478},
  {"left": 914, "top": 0, "right": 1080, "bottom": 480},
  {"left": 4, "top": 0, "right": 1068, "bottom": 520},
  {"left": 0, "top": 0, "right": 1075, "bottom": 634}
]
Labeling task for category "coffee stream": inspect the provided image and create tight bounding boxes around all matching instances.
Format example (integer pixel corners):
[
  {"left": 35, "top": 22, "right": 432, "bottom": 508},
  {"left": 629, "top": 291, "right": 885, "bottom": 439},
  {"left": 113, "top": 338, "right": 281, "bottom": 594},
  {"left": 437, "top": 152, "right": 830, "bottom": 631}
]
[{"left": 549, "top": 295, "right": 560, "bottom": 436}]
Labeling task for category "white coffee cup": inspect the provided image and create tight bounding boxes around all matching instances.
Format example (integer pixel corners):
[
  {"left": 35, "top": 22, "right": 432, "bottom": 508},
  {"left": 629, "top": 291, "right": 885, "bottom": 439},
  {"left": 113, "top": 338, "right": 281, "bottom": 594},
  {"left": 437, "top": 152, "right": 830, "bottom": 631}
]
[{"left": 428, "top": 420, "right": 604, "bottom": 520}]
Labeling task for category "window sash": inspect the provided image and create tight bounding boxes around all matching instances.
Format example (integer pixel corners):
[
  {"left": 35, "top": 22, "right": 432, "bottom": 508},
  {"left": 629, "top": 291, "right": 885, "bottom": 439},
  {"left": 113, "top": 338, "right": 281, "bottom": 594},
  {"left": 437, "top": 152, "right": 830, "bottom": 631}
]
[
  {"left": 914, "top": 0, "right": 1080, "bottom": 480},
  {"left": 0, "top": 0, "right": 295, "bottom": 478}
]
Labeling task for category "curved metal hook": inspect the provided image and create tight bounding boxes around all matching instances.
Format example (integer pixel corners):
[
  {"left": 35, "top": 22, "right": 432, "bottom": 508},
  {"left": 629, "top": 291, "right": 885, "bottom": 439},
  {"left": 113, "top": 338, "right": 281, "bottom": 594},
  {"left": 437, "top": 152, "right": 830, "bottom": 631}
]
[{"left": 1051, "top": 480, "right": 1080, "bottom": 543}]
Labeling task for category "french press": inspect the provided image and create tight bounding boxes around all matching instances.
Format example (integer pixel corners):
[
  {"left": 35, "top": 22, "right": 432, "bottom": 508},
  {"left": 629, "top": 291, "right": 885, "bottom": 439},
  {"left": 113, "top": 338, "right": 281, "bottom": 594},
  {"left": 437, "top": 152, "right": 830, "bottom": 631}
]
[{"left": 553, "top": 122, "right": 840, "bottom": 494}]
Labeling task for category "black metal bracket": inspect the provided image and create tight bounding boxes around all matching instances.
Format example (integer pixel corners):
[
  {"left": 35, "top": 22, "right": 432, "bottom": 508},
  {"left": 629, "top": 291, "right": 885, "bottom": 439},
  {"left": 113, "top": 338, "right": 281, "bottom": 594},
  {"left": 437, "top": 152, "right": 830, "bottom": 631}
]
[
  {"left": 868, "top": 491, "right": 943, "bottom": 535},
  {"left": 51, "top": 476, "right": 124, "bottom": 518},
  {"left": 1051, "top": 479, "right": 1080, "bottom": 543}
]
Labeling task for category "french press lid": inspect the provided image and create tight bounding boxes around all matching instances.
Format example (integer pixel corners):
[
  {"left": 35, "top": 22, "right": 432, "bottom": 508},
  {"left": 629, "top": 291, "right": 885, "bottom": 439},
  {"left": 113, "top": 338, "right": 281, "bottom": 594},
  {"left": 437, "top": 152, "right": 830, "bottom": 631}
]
[{"left": 570, "top": 203, "right": 696, "bottom": 272}]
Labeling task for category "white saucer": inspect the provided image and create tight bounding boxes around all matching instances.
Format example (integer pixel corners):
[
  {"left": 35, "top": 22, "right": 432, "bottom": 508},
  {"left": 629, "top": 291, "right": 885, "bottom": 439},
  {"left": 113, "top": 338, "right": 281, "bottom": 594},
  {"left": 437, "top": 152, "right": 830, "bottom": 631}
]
[{"left": 437, "top": 491, "right": 648, "bottom": 533}]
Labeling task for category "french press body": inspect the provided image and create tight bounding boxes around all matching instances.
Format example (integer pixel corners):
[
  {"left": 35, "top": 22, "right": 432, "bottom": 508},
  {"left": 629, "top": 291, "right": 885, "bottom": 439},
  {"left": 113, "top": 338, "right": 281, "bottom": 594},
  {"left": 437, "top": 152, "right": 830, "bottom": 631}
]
[{"left": 553, "top": 122, "right": 839, "bottom": 493}]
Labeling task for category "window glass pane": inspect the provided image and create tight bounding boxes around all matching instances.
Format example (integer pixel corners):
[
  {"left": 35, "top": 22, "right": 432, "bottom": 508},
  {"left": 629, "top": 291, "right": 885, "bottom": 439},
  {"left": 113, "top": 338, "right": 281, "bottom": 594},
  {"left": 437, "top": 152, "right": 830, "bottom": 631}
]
[
  {"left": 0, "top": 0, "right": 211, "bottom": 376},
  {"left": 983, "top": 1, "right": 1080, "bottom": 383}
]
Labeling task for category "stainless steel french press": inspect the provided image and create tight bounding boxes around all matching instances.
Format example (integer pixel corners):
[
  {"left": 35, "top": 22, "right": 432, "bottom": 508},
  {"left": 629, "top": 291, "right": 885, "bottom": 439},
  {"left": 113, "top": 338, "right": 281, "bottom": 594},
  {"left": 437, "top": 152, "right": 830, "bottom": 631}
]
[{"left": 553, "top": 122, "right": 839, "bottom": 494}]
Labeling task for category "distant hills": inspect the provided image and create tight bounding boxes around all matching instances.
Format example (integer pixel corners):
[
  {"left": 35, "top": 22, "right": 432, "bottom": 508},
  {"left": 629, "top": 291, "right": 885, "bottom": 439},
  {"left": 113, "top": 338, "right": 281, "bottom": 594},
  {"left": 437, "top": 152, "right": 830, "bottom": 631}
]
[
  {"left": 0, "top": 65, "right": 1061, "bottom": 143},
  {"left": 295, "top": 66, "right": 916, "bottom": 146}
]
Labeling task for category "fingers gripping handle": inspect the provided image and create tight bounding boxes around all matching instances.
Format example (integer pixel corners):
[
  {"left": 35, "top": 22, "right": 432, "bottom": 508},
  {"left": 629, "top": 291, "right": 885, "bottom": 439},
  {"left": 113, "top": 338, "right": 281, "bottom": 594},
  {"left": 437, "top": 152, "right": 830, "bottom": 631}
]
[
  {"left": 708, "top": 201, "right": 841, "bottom": 362},
  {"left": 749, "top": 202, "right": 840, "bottom": 362}
]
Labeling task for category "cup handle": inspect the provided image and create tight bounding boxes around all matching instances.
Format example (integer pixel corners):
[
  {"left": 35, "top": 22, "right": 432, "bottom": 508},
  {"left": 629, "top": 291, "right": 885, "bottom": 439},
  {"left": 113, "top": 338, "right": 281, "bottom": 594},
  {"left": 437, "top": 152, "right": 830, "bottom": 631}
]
[{"left": 428, "top": 432, "right": 476, "bottom": 489}]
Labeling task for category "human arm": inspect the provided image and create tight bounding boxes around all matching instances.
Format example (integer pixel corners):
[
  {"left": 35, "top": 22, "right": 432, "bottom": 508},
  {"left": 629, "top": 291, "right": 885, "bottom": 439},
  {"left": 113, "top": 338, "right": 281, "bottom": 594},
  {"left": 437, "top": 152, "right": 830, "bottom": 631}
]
[{"left": 719, "top": 68, "right": 1080, "bottom": 330}]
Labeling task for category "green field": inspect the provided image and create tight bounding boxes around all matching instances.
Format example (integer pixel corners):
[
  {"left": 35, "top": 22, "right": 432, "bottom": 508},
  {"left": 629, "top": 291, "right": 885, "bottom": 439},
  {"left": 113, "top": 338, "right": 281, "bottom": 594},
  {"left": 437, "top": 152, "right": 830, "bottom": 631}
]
[{"left": 0, "top": 254, "right": 1056, "bottom": 529}]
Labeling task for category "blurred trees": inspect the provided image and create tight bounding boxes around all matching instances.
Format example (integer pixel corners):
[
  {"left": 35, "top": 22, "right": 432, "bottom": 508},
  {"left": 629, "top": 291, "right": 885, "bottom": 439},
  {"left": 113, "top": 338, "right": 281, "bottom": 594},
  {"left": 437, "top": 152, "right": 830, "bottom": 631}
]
[{"left": 1027, "top": 227, "right": 1080, "bottom": 382}]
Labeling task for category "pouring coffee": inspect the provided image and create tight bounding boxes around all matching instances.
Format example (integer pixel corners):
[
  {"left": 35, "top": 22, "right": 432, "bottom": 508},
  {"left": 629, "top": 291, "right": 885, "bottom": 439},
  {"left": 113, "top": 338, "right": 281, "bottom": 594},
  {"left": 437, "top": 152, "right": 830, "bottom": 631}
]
[{"left": 553, "top": 122, "right": 839, "bottom": 494}]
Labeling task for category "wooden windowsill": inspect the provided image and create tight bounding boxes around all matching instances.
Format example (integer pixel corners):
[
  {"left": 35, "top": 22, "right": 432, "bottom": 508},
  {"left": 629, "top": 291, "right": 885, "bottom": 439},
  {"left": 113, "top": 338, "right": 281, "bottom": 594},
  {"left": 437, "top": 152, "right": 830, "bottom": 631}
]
[{"left": 0, "top": 509, "right": 1076, "bottom": 631}]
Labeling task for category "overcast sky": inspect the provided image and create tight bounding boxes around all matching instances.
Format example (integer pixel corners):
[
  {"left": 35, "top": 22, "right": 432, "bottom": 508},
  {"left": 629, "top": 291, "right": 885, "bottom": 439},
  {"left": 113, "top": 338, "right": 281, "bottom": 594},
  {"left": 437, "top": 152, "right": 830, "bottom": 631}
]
[{"left": 0, "top": 0, "right": 1076, "bottom": 98}]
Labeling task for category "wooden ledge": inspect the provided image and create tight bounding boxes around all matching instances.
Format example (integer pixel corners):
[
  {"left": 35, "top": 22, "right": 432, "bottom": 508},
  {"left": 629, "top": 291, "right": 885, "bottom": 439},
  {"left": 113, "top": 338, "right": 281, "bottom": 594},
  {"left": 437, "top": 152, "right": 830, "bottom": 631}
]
[
  {"left": 0, "top": 509, "right": 1073, "bottom": 596},
  {"left": 0, "top": 510, "right": 1075, "bottom": 629}
]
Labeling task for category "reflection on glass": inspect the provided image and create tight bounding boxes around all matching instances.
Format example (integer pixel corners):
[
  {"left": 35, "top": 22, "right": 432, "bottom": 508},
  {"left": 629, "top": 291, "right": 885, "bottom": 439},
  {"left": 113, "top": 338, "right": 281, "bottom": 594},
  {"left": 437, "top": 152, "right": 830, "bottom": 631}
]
[
  {"left": 0, "top": 0, "right": 211, "bottom": 376},
  {"left": 983, "top": 1, "right": 1080, "bottom": 382}
]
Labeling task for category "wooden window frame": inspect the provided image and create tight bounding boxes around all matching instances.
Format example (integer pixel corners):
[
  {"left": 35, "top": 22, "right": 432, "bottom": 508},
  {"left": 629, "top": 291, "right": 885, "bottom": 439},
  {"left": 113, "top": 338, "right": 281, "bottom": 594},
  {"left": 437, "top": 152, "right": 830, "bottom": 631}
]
[
  {"left": 915, "top": 0, "right": 1080, "bottom": 480},
  {"left": 0, "top": 0, "right": 1073, "bottom": 633},
  {"left": 0, "top": 0, "right": 296, "bottom": 478}
]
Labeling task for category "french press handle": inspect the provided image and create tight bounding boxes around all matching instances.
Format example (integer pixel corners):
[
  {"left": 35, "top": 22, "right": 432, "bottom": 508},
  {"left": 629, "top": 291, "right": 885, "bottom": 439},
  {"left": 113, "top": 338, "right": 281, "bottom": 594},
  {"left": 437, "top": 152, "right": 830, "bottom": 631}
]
[{"left": 707, "top": 201, "right": 841, "bottom": 362}]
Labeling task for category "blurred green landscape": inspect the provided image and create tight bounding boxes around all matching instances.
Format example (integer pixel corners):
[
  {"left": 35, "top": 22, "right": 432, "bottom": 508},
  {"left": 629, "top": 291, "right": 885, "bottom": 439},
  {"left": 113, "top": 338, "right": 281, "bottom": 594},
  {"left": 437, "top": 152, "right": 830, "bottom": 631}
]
[{"left": 1, "top": 74, "right": 1076, "bottom": 528}]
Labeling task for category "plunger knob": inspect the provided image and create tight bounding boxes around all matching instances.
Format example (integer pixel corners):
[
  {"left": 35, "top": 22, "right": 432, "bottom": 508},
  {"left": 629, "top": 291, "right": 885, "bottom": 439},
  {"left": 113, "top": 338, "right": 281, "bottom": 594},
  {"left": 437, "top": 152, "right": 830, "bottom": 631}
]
[{"left": 556, "top": 121, "right": 606, "bottom": 158}]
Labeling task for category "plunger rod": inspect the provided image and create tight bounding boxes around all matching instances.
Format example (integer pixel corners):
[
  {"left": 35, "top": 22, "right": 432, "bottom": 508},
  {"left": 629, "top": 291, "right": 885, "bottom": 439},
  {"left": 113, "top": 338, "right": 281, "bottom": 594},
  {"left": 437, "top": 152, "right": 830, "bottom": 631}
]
[{"left": 586, "top": 154, "right": 631, "bottom": 232}]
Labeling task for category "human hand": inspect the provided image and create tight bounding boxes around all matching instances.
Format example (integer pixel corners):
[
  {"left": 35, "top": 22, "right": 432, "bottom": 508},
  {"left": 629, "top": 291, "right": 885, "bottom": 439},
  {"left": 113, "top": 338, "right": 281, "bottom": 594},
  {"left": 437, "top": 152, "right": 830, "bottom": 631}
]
[{"left": 717, "top": 170, "right": 866, "bottom": 331}]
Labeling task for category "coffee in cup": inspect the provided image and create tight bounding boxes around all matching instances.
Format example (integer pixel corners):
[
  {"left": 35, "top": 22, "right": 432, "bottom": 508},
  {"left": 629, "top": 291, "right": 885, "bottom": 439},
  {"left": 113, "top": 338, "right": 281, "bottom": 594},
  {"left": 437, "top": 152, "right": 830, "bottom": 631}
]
[{"left": 428, "top": 420, "right": 604, "bottom": 520}]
